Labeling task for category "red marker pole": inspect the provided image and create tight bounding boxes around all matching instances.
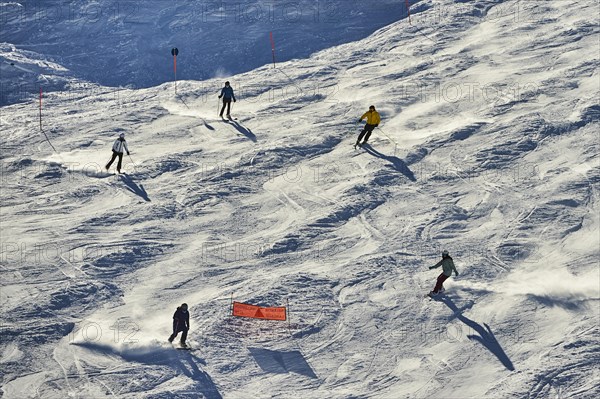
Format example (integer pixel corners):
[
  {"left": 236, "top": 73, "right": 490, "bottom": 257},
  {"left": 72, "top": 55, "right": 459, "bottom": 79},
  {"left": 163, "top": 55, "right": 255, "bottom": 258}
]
[
  {"left": 171, "top": 48, "right": 179, "bottom": 95},
  {"left": 270, "top": 32, "right": 276, "bottom": 68},
  {"left": 406, "top": 0, "right": 411, "bottom": 24},
  {"left": 39, "top": 87, "right": 42, "bottom": 131}
]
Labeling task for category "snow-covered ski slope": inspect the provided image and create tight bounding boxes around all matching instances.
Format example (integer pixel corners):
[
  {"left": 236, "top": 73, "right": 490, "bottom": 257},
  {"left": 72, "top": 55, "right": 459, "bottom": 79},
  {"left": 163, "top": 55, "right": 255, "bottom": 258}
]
[{"left": 1, "top": 0, "right": 599, "bottom": 398}]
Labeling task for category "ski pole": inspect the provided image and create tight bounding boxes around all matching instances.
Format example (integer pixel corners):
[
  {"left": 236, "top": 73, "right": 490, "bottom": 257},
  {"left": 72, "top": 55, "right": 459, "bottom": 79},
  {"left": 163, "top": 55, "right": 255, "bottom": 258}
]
[
  {"left": 351, "top": 119, "right": 361, "bottom": 135},
  {"left": 217, "top": 97, "right": 220, "bottom": 117},
  {"left": 127, "top": 154, "right": 137, "bottom": 173},
  {"left": 376, "top": 126, "right": 396, "bottom": 143},
  {"left": 376, "top": 127, "right": 399, "bottom": 156},
  {"left": 178, "top": 94, "right": 190, "bottom": 109}
]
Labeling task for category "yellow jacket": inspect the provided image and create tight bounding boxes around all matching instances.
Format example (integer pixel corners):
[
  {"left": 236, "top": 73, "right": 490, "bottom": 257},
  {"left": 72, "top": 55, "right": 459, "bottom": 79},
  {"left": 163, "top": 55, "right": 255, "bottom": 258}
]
[{"left": 361, "top": 111, "right": 381, "bottom": 125}]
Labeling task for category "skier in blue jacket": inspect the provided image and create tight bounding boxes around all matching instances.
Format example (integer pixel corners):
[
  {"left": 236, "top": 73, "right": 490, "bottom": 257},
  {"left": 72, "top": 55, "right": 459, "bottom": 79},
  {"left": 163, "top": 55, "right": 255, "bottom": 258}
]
[
  {"left": 168, "top": 303, "right": 190, "bottom": 347},
  {"left": 218, "top": 81, "right": 236, "bottom": 118}
]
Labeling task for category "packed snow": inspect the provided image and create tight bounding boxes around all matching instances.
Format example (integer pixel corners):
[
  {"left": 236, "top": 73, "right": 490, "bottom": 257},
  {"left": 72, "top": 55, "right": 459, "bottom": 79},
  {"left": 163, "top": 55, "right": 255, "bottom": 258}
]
[{"left": 1, "top": 0, "right": 599, "bottom": 398}]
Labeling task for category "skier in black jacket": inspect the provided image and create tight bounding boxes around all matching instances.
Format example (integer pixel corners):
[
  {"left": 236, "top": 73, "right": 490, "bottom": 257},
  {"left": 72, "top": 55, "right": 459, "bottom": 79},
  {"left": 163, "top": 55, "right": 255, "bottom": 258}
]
[
  {"left": 218, "top": 81, "right": 236, "bottom": 118},
  {"left": 168, "top": 303, "right": 190, "bottom": 347}
]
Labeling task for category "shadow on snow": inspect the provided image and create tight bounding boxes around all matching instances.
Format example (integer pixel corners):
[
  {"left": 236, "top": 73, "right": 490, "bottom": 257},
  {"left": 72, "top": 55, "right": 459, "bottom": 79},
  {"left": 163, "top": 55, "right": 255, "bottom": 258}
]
[
  {"left": 71, "top": 341, "right": 222, "bottom": 398},
  {"left": 248, "top": 347, "right": 318, "bottom": 379},
  {"left": 120, "top": 174, "right": 151, "bottom": 202},
  {"left": 362, "top": 144, "right": 416, "bottom": 181},
  {"left": 227, "top": 119, "right": 257, "bottom": 142},
  {"left": 200, "top": 117, "right": 215, "bottom": 131},
  {"left": 435, "top": 295, "right": 515, "bottom": 371}
]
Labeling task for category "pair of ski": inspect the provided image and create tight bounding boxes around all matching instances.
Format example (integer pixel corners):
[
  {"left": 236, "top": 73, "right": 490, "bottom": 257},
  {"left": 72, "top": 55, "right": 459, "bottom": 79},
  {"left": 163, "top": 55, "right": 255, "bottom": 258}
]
[
  {"left": 354, "top": 140, "right": 375, "bottom": 150},
  {"left": 96, "top": 171, "right": 127, "bottom": 179}
]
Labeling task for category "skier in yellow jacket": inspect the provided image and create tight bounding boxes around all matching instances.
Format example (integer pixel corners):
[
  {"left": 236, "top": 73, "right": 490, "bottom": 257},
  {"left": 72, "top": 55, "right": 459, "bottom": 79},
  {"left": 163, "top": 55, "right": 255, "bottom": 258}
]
[{"left": 355, "top": 105, "right": 381, "bottom": 148}]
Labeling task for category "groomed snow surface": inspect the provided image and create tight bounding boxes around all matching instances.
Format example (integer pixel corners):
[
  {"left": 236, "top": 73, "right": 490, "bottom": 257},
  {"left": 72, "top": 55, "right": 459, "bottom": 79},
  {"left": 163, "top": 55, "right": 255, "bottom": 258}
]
[{"left": 1, "top": 1, "right": 599, "bottom": 398}]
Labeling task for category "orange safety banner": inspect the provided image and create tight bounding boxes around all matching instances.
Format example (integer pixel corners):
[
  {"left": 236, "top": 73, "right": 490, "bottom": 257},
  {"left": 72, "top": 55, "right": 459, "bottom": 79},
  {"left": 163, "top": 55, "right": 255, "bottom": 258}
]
[{"left": 232, "top": 301, "right": 287, "bottom": 321}]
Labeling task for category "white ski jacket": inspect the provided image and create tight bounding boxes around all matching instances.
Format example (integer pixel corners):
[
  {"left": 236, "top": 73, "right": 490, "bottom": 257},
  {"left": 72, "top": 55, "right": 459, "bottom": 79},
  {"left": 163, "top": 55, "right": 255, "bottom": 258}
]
[{"left": 112, "top": 138, "right": 129, "bottom": 154}]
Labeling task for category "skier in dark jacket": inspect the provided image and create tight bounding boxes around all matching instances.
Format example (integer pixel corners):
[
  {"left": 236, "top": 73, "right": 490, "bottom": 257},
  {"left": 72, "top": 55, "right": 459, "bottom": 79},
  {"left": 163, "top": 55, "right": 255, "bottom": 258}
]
[
  {"left": 168, "top": 303, "right": 190, "bottom": 347},
  {"left": 105, "top": 133, "right": 130, "bottom": 174},
  {"left": 428, "top": 250, "right": 458, "bottom": 296},
  {"left": 218, "top": 81, "right": 236, "bottom": 118}
]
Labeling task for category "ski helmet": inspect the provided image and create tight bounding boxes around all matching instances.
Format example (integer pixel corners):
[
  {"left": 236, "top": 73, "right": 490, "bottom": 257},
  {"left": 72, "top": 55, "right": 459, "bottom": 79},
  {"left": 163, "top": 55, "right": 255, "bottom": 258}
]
[
  {"left": 119, "top": 133, "right": 125, "bottom": 138},
  {"left": 225, "top": 81, "right": 230, "bottom": 86},
  {"left": 181, "top": 303, "right": 188, "bottom": 310},
  {"left": 442, "top": 250, "right": 449, "bottom": 257},
  {"left": 369, "top": 105, "right": 375, "bottom": 110}
]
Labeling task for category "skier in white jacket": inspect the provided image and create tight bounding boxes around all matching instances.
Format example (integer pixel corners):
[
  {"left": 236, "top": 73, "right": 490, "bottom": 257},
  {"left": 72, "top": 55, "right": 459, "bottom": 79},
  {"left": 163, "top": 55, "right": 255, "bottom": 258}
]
[{"left": 105, "top": 133, "right": 130, "bottom": 173}]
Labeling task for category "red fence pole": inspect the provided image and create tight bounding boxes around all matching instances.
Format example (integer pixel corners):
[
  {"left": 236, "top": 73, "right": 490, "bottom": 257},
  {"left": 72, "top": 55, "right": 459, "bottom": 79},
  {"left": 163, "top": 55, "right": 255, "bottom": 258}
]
[{"left": 171, "top": 48, "right": 179, "bottom": 94}]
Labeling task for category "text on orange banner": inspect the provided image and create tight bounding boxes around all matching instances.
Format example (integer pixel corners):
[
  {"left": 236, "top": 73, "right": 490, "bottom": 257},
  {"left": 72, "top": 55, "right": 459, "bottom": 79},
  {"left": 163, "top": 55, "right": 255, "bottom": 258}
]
[{"left": 232, "top": 301, "right": 287, "bottom": 321}]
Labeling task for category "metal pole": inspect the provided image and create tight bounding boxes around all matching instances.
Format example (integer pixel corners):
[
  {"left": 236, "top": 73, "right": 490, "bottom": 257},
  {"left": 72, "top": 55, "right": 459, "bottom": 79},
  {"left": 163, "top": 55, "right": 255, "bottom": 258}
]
[
  {"left": 174, "top": 55, "right": 177, "bottom": 95},
  {"left": 39, "top": 87, "right": 42, "bottom": 131},
  {"left": 270, "top": 32, "right": 276, "bottom": 68}
]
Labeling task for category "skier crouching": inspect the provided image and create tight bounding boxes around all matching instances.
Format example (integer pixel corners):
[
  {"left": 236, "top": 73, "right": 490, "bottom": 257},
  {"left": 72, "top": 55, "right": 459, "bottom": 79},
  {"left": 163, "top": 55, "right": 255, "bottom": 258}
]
[
  {"left": 428, "top": 250, "right": 458, "bottom": 297},
  {"left": 168, "top": 303, "right": 190, "bottom": 347}
]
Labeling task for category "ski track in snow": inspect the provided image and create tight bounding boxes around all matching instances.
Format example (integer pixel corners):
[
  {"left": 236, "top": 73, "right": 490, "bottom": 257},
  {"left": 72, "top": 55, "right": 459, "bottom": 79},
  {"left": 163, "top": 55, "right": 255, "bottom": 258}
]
[{"left": 1, "top": 0, "right": 599, "bottom": 398}]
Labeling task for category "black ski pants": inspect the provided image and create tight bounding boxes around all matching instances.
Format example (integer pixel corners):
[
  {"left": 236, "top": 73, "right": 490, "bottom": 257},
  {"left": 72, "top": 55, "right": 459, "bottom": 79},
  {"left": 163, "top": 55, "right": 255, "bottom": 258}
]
[
  {"left": 106, "top": 151, "right": 124, "bottom": 172},
  {"left": 357, "top": 124, "right": 377, "bottom": 144},
  {"left": 169, "top": 320, "right": 188, "bottom": 343},
  {"left": 220, "top": 99, "right": 232, "bottom": 116}
]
